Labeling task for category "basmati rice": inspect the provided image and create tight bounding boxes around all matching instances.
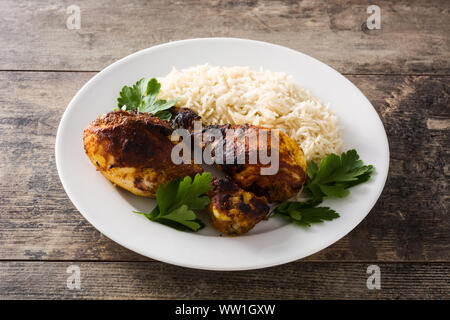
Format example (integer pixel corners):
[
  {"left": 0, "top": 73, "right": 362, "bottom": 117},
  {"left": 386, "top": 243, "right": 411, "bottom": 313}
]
[{"left": 159, "top": 65, "right": 341, "bottom": 162}]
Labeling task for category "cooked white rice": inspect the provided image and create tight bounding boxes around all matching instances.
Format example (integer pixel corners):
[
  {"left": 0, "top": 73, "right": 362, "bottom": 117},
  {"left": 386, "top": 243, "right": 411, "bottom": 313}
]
[{"left": 158, "top": 65, "right": 341, "bottom": 162}]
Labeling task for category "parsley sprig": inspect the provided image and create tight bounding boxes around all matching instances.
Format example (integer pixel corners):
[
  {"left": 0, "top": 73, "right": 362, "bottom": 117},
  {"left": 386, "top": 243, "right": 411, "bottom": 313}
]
[
  {"left": 117, "top": 78, "right": 178, "bottom": 120},
  {"left": 272, "top": 200, "right": 339, "bottom": 227},
  {"left": 272, "top": 150, "right": 374, "bottom": 227},
  {"left": 305, "top": 149, "right": 375, "bottom": 200},
  {"left": 135, "top": 172, "right": 212, "bottom": 232},
  {"left": 134, "top": 151, "right": 374, "bottom": 231}
]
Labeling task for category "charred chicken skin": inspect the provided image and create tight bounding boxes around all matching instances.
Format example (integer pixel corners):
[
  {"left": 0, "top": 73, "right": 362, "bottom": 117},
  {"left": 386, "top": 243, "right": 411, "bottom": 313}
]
[
  {"left": 196, "top": 124, "right": 307, "bottom": 202},
  {"left": 83, "top": 107, "right": 306, "bottom": 235},
  {"left": 83, "top": 110, "right": 203, "bottom": 197},
  {"left": 169, "top": 107, "right": 201, "bottom": 131},
  {"left": 207, "top": 177, "right": 270, "bottom": 235}
]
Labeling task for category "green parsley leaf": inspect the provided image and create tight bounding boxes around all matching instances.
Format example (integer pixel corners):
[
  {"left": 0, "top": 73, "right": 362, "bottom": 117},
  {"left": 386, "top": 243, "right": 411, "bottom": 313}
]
[
  {"left": 145, "top": 78, "right": 161, "bottom": 100},
  {"left": 141, "top": 97, "right": 179, "bottom": 115},
  {"left": 117, "top": 78, "right": 148, "bottom": 111},
  {"left": 175, "top": 173, "right": 213, "bottom": 210},
  {"left": 154, "top": 110, "right": 172, "bottom": 120},
  {"left": 135, "top": 172, "right": 212, "bottom": 232},
  {"left": 158, "top": 205, "right": 203, "bottom": 231},
  {"left": 156, "top": 180, "right": 179, "bottom": 215},
  {"left": 117, "top": 77, "right": 178, "bottom": 120},
  {"left": 271, "top": 149, "right": 374, "bottom": 228},
  {"left": 305, "top": 149, "right": 375, "bottom": 200},
  {"left": 273, "top": 200, "right": 339, "bottom": 227}
]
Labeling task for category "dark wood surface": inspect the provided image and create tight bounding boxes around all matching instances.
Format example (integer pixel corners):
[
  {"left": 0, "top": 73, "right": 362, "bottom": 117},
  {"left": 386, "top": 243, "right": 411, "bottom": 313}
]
[
  {"left": 0, "top": 0, "right": 448, "bottom": 299},
  {"left": 1, "top": 0, "right": 449, "bottom": 74},
  {"left": 1, "top": 262, "right": 448, "bottom": 299}
]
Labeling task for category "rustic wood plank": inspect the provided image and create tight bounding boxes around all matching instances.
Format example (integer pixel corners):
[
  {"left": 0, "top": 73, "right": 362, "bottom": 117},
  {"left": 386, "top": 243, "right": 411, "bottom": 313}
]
[
  {"left": 0, "top": 0, "right": 448, "bottom": 74},
  {"left": 0, "top": 261, "right": 448, "bottom": 299},
  {"left": 0, "top": 72, "right": 147, "bottom": 261},
  {"left": 0, "top": 71, "right": 448, "bottom": 262},
  {"left": 348, "top": 75, "right": 450, "bottom": 261}
]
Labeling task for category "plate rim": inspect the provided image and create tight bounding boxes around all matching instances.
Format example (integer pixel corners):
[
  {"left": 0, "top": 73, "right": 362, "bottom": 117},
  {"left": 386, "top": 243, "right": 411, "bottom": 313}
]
[{"left": 55, "top": 37, "right": 390, "bottom": 271}]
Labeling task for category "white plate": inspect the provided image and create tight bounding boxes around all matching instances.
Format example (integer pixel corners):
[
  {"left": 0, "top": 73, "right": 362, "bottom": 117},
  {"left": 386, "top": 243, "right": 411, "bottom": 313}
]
[{"left": 55, "top": 38, "right": 389, "bottom": 271}]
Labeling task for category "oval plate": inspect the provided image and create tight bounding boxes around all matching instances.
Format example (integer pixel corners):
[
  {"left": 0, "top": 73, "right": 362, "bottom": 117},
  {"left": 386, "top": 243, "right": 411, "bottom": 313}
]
[{"left": 55, "top": 38, "right": 389, "bottom": 271}]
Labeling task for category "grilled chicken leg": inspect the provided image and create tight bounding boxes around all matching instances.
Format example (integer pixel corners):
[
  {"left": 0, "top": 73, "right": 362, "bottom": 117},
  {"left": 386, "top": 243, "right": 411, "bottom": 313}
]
[
  {"left": 83, "top": 108, "right": 305, "bottom": 235},
  {"left": 207, "top": 177, "right": 270, "bottom": 235},
  {"left": 171, "top": 109, "right": 307, "bottom": 201},
  {"left": 196, "top": 124, "right": 307, "bottom": 202},
  {"left": 83, "top": 110, "right": 203, "bottom": 197}
]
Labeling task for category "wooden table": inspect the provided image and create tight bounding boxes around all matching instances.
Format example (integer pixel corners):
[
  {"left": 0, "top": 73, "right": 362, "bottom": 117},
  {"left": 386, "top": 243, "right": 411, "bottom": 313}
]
[{"left": 0, "top": 0, "right": 448, "bottom": 299}]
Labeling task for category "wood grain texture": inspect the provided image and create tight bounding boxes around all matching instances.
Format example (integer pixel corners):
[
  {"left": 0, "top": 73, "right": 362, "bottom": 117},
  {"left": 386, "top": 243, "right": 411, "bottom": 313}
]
[
  {"left": 0, "top": 72, "right": 448, "bottom": 262},
  {"left": 0, "top": 262, "right": 448, "bottom": 299},
  {"left": 1, "top": 0, "right": 449, "bottom": 300},
  {"left": 0, "top": 0, "right": 448, "bottom": 73}
]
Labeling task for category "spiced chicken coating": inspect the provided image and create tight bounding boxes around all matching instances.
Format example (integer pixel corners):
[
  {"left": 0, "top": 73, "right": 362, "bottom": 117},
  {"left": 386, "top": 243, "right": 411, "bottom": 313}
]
[
  {"left": 197, "top": 124, "right": 307, "bottom": 202},
  {"left": 207, "top": 177, "right": 270, "bottom": 235},
  {"left": 83, "top": 110, "right": 202, "bottom": 198}
]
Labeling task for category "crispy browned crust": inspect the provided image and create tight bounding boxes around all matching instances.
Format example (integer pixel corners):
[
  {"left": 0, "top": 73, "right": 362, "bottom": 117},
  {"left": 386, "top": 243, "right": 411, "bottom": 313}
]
[
  {"left": 207, "top": 177, "right": 270, "bottom": 235},
  {"left": 84, "top": 110, "right": 174, "bottom": 168},
  {"left": 199, "top": 124, "right": 307, "bottom": 202},
  {"left": 170, "top": 107, "right": 201, "bottom": 131},
  {"left": 83, "top": 110, "right": 203, "bottom": 197}
]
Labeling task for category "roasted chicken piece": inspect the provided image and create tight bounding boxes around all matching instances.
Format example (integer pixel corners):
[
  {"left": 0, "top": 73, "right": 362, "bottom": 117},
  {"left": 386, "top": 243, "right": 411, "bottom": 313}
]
[
  {"left": 207, "top": 177, "right": 270, "bottom": 235},
  {"left": 171, "top": 108, "right": 308, "bottom": 202},
  {"left": 83, "top": 110, "right": 202, "bottom": 197},
  {"left": 169, "top": 107, "right": 201, "bottom": 131},
  {"left": 197, "top": 124, "right": 307, "bottom": 202}
]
